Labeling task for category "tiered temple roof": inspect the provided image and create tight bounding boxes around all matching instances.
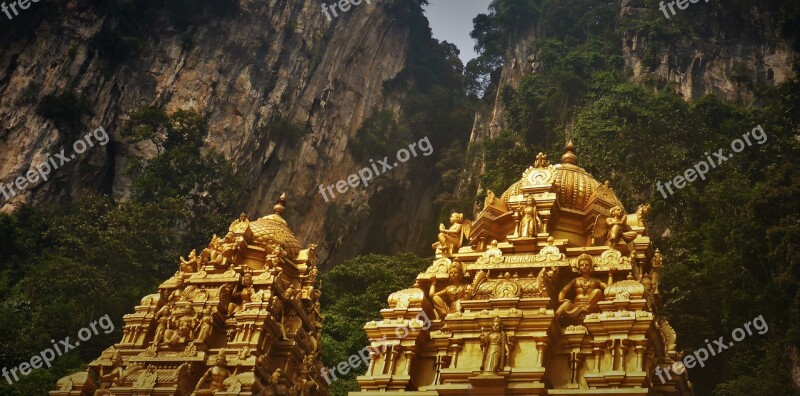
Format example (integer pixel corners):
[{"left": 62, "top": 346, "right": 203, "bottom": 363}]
[
  {"left": 51, "top": 194, "right": 326, "bottom": 396},
  {"left": 352, "top": 142, "right": 692, "bottom": 395}
]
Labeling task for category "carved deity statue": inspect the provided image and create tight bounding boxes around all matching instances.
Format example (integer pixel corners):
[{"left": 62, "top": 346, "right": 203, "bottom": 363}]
[
  {"left": 518, "top": 197, "right": 542, "bottom": 238},
  {"left": 432, "top": 213, "right": 471, "bottom": 257},
  {"left": 605, "top": 206, "right": 637, "bottom": 247},
  {"left": 192, "top": 351, "right": 235, "bottom": 396},
  {"left": 93, "top": 352, "right": 124, "bottom": 395},
  {"left": 180, "top": 249, "right": 200, "bottom": 273},
  {"left": 227, "top": 273, "right": 256, "bottom": 316},
  {"left": 152, "top": 315, "right": 169, "bottom": 346},
  {"left": 168, "top": 276, "right": 189, "bottom": 303},
  {"left": 430, "top": 260, "right": 478, "bottom": 320},
  {"left": 480, "top": 316, "right": 511, "bottom": 373},
  {"left": 161, "top": 305, "right": 197, "bottom": 346},
  {"left": 202, "top": 234, "right": 238, "bottom": 269},
  {"left": 194, "top": 308, "right": 215, "bottom": 344},
  {"left": 556, "top": 254, "right": 607, "bottom": 319},
  {"left": 651, "top": 249, "right": 663, "bottom": 293}
]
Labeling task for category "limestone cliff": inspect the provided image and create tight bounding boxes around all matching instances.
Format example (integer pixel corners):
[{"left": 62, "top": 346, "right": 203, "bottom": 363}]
[
  {"left": 0, "top": 0, "right": 444, "bottom": 267},
  {"left": 469, "top": 0, "right": 796, "bottom": 143}
]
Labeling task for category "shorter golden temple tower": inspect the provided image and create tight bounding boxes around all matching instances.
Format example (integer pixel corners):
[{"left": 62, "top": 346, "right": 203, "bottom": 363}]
[
  {"left": 51, "top": 194, "right": 327, "bottom": 395},
  {"left": 351, "top": 143, "right": 692, "bottom": 395}
]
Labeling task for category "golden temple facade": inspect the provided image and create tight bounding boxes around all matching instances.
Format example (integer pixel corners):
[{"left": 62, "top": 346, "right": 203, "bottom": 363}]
[
  {"left": 51, "top": 194, "right": 327, "bottom": 395},
  {"left": 352, "top": 143, "right": 692, "bottom": 395}
]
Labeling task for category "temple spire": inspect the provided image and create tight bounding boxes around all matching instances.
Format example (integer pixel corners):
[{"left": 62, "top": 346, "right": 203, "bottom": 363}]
[{"left": 561, "top": 140, "right": 577, "bottom": 164}]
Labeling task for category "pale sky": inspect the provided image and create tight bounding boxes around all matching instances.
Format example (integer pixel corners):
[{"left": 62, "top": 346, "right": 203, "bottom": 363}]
[{"left": 424, "top": 0, "right": 493, "bottom": 65}]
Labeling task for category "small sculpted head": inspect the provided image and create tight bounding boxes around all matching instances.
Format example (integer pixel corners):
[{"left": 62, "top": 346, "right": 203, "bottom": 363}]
[{"left": 577, "top": 254, "right": 593, "bottom": 275}]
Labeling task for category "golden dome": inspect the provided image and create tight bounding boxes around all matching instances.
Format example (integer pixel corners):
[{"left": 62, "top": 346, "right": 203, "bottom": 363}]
[
  {"left": 500, "top": 141, "right": 622, "bottom": 212},
  {"left": 248, "top": 193, "right": 301, "bottom": 257}
]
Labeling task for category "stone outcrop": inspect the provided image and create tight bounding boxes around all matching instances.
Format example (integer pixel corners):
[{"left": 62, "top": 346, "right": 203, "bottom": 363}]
[{"left": 0, "top": 0, "right": 441, "bottom": 267}]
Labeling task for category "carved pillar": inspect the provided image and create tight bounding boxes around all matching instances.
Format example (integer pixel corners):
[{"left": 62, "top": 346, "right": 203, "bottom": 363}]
[
  {"left": 367, "top": 350, "right": 378, "bottom": 376},
  {"left": 388, "top": 346, "right": 402, "bottom": 376},
  {"left": 612, "top": 339, "right": 629, "bottom": 371},
  {"left": 591, "top": 342, "right": 605, "bottom": 373},
  {"left": 535, "top": 339, "right": 549, "bottom": 368},
  {"left": 634, "top": 342, "right": 646, "bottom": 372},
  {"left": 450, "top": 343, "right": 462, "bottom": 368},
  {"left": 403, "top": 350, "right": 415, "bottom": 375}
]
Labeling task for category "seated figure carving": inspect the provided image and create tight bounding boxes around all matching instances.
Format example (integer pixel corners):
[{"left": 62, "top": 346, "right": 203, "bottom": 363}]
[
  {"left": 556, "top": 254, "right": 606, "bottom": 319},
  {"left": 430, "top": 259, "right": 482, "bottom": 320},
  {"left": 192, "top": 351, "right": 236, "bottom": 396},
  {"left": 432, "top": 213, "right": 471, "bottom": 257}
]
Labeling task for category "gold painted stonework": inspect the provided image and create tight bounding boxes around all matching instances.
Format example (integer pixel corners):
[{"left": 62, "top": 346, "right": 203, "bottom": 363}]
[
  {"left": 51, "top": 194, "right": 327, "bottom": 396},
  {"left": 351, "top": 142, "right": 692, "bottom": 395}
]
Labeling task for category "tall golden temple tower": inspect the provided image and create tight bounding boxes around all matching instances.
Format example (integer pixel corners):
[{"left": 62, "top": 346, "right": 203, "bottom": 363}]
[
  {"left": 51, "top": 194, "right": 327, "bottom": 395},
  {"left": 351, "top": 143, "right": 692, "bottom": 395}
]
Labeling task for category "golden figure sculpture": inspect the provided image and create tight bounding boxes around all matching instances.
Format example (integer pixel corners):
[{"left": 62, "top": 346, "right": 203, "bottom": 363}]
[
  {"left": 480, "top": 317, "right": 511, "bottom": 373},
  {"left": 518, "top": 197, "right": 541, "bottom": 238},
  {"left": 152, "top": 315, "right": 169, "bottom": 346},
  {"left": 651, "top": 248, "right": 663, "bottom": 293},
  {"left": 194, "top": 308, "right": 214, "bottom": 344},
  {"left": 167, "top": 276, "right": 192, "bottom": 303},
  {"left": 432, "top": 213, "right": 471, "bottom": 256},
  {"left": 93, "top": 352, "right": 124, "bottom": 395},
  {"left": 271, "top": 296, "right": 288, "bottom": 340},
  {"left": 202, "top": 235, "right": 233, "bottom": 269},
  {"left": 605, "top": 206, "right": 637, "bottom": 247},
  {"left": 180, "top": 249, "right": 200, "bottom": 273},
  {"left": 430, "top": 259, "right": 481, "bottom": 320},
  {"left": 308, "top": 301, "right": 323, "bottom": 330},
  {"left": 556, "top": 254, "right": 607, "bottom": 319},
  {"left": 226, "top": 273, "right": 255, "bottom": 316},
  {"left": 162, "top": 305, "right": 196, "bottom": 346},
  {"left": 192, "top": 351, "right": 235, "bottom": 396}
]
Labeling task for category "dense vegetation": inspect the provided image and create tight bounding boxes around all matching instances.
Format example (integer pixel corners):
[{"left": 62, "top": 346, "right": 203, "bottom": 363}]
[
  {"left": 320, "top": 254, "right": 430, "bottom": 395},
  {"left": 441, "top": 0, "right": 800, "bottom": 394},
  {"left": 0, "top": 109, "right": 243, "bottom": 395}
]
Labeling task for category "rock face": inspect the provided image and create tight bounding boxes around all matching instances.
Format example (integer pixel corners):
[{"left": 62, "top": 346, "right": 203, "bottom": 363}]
[
  {"left": 0, "top": 0, "right": 441, "bottom": 266},
  {"left": 469, "top": 1, "right": 796, "bottom": 144}
]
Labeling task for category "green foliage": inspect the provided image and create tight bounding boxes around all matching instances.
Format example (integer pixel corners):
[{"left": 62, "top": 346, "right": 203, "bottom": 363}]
[
  {"left": 126, "top": 108, "right": 245, "bottom": 250},
  {"left": 349, "top": 110, "right": 411, "bottom": 159},
  {"left": 256, "top": 118, "right": 312, "bottom": 147},
  {"left": 0, "top": 195, "right": 181, "bottom": 395},
  {"left": 320, "top": 253, "right": 430, "bottom": 395},
  {"left": 0, "top": 107, "right": 245, "bottom": 394},
  {"left": 36, "top": 90, "right": 94, "bottom": 141},
  {"left": 121, "top": 106, "right": 170, "bottom": 151}
]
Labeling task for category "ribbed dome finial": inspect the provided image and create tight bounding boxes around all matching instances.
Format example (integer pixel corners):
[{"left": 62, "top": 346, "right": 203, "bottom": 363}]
[
  {"left": 561, "top": 140, "right": 577, "bottom": 164},
  {"left": 273, "top": 193, "right": 287, "bottom": 215}
]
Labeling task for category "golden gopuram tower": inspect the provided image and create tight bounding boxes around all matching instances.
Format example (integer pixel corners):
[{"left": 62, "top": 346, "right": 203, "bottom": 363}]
[
  {"left": 51, "top": 194, "right": 327, "bottom": 396},
  {"left": 351, "top": 142, "right": 692, "bottom": 396}
]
